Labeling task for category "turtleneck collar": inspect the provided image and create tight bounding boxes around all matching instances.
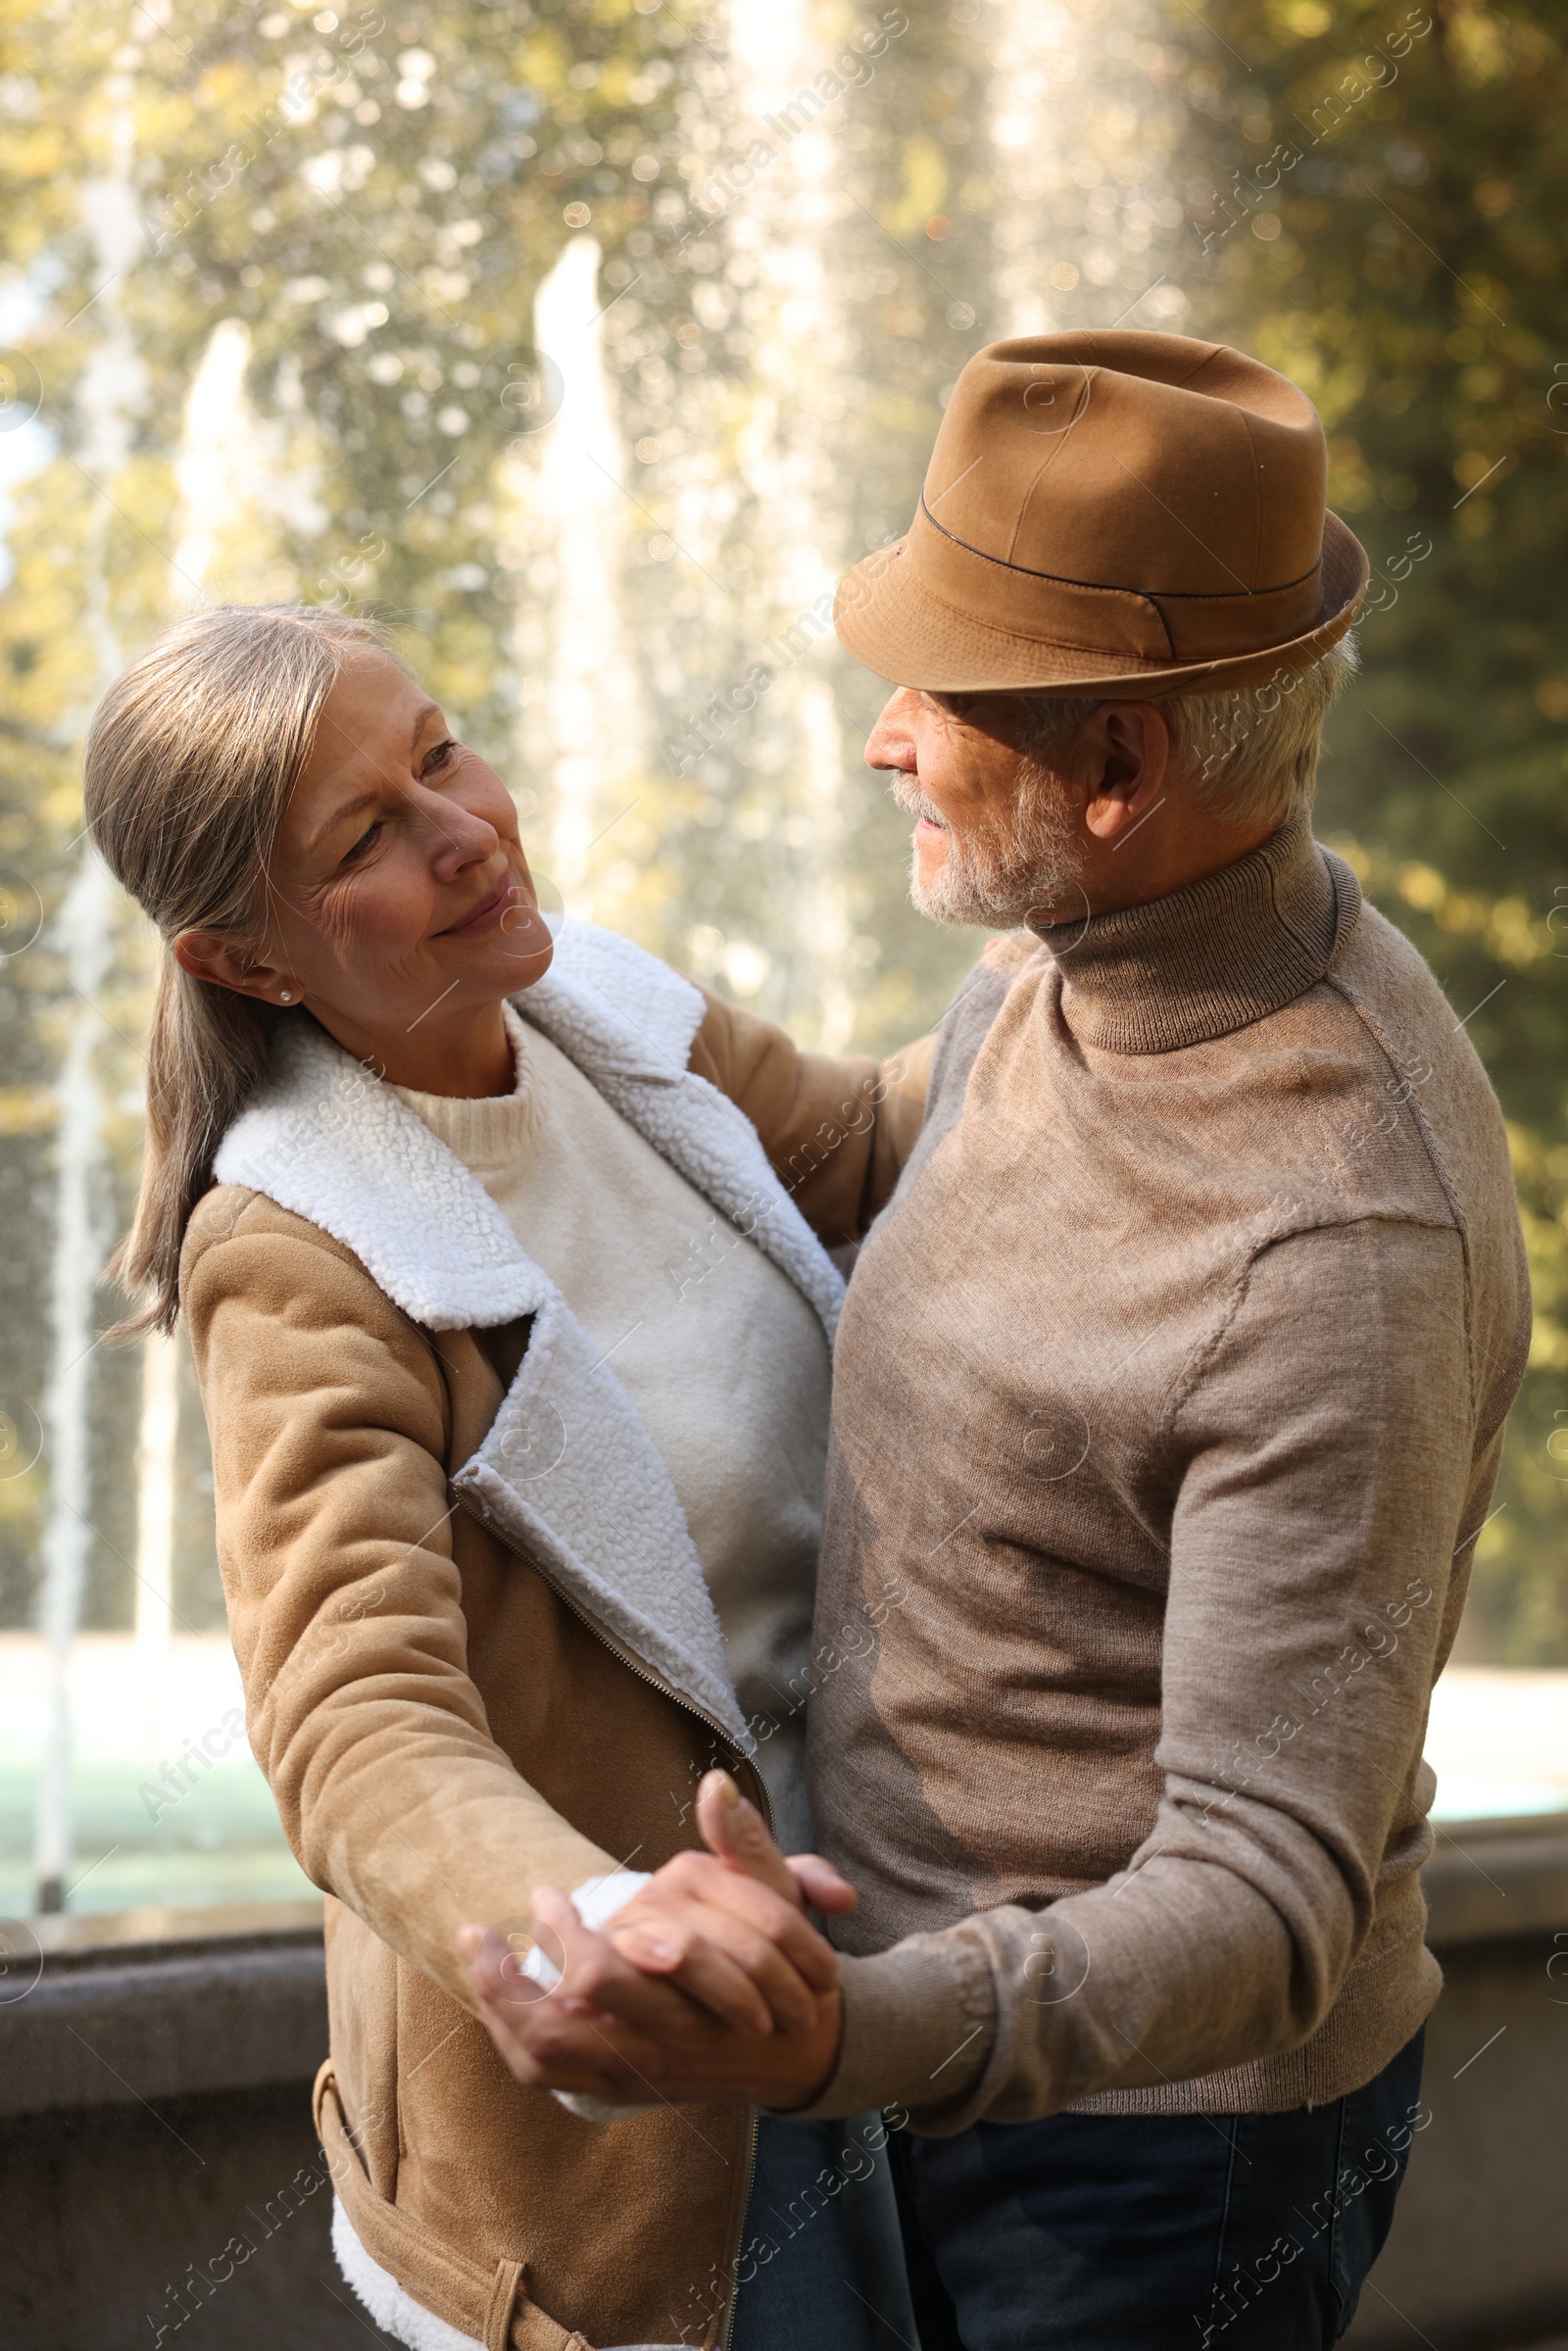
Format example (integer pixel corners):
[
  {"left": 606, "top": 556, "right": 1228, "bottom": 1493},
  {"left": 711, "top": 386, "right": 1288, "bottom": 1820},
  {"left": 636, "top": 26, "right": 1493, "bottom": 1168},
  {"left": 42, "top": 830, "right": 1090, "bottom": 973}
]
[{"left": 1027, "top": 815, "right": 1360, "bottom": 1054}]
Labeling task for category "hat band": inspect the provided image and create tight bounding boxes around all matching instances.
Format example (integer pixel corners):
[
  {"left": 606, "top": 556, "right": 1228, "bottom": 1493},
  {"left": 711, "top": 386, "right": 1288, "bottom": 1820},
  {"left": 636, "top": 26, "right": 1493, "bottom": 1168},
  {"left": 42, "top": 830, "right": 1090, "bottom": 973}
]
[
  {"left": 918, "top": 494, "right": 1326, "bottom": 604},
  {"left": 895, "top": 500, "right": 1331, "bottom": 663}
]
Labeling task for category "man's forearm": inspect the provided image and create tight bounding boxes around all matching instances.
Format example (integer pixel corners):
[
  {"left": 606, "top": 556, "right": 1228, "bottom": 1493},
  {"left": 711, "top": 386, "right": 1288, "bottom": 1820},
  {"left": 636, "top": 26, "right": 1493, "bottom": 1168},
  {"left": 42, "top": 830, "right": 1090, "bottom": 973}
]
[{"left": 790, "top": 1851, "right": 1313, "bottom": 2131}]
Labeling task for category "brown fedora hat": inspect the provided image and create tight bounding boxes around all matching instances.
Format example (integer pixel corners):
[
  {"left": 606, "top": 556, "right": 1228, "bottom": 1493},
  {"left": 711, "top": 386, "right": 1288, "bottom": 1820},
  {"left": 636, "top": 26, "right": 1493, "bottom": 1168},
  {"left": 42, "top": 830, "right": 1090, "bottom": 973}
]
[{"left": 835, "top": 329, "right": 1369, "bottom": 698}]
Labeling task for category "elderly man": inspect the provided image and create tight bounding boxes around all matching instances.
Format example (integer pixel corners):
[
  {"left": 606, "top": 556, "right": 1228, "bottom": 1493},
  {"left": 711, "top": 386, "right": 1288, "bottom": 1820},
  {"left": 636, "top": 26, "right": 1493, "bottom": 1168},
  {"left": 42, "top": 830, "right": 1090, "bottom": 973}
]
[{"left": 467, "top": 333, "right": 1530, "bottom": 2349}]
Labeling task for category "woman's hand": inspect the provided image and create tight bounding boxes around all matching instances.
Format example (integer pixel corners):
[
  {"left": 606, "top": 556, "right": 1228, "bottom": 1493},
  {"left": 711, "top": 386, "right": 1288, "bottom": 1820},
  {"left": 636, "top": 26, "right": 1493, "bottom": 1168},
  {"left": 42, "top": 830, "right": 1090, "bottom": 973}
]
[
  {"left": 455, "top": 1772, "right": 858, "bottom": 2108},
  {"left": 459, "top": 1886, "right": 844, "bottom": 2111}
]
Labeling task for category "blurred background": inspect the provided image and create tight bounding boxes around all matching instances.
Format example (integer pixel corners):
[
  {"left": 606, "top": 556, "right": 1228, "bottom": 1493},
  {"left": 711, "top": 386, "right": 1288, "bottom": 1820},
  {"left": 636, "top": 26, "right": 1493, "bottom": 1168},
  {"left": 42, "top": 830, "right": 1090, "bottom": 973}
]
[{"left": 0, "top": 0, "right": 1564, "bottom": 1923}]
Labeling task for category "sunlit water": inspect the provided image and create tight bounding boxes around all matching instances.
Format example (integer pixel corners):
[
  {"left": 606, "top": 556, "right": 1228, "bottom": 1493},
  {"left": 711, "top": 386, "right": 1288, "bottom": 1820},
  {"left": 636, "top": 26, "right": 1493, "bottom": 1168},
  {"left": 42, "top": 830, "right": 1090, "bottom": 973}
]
[
  {"left": 29, "top": 78, "right": 141, "bottom": 1912},
  {"left": 528, "top": 233, "right": 643, "bottom": 911}
]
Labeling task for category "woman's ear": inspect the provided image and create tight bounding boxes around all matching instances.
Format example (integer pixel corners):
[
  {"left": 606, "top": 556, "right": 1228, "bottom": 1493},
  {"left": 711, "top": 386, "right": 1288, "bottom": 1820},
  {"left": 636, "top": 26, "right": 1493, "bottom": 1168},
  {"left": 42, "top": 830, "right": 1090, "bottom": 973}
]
[{"left": 173, "top": 929, "right": 292, "bottom": 1004}]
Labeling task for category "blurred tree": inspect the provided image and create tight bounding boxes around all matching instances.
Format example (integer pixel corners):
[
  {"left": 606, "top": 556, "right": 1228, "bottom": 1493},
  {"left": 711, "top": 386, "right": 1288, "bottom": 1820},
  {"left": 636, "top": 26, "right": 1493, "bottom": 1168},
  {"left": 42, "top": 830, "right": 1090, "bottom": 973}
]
[
  {"left": 1, "top": 0, "right": 1561, "bottom": 1665},
  {"left": 1174, "top": 0, "right": 1568, "bottom": 1656}
]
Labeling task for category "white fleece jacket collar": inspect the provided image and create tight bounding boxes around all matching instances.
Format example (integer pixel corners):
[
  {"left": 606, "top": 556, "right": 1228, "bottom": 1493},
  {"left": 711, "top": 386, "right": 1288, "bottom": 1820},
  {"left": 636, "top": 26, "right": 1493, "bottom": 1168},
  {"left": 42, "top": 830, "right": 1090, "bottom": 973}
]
[
  {"left": 214, "top": 917, "right": 843, "bottom": 1339},
  {"left": 519, "top": 921, "right": 844, "bottom": 1336},
  {"left": 212, "top": 919, "right": 841, "bottom": 1746}
]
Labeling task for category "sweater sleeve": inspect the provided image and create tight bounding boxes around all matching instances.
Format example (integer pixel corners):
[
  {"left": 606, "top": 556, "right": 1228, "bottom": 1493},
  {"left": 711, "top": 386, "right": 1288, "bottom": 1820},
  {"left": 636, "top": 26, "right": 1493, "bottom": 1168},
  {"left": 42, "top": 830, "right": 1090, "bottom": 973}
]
[
  {"left": 796, "top": 1216, "right": 1476, "bottom": 2129},
  {"left": 688, "top": 989, "right": 933, "bottom": 1246},
  {"left": 182, "top": 1195, "right": 617, "bottom": 2013}
]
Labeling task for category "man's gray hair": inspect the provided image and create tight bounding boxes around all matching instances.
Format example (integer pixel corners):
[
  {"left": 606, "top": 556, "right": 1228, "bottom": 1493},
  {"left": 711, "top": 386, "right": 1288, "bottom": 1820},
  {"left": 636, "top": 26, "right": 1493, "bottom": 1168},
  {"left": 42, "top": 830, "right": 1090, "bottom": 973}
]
[{"left": 1017, "top": 635, "right": 1359, "bottom": 828}]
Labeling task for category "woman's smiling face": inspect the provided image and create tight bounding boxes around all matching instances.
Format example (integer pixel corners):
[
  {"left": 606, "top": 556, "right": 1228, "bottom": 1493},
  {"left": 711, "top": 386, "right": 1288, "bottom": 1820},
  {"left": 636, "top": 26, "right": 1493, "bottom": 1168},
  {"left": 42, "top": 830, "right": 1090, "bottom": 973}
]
[{"left": 176, "top": 647, "right": 554, "bottom": 1094}]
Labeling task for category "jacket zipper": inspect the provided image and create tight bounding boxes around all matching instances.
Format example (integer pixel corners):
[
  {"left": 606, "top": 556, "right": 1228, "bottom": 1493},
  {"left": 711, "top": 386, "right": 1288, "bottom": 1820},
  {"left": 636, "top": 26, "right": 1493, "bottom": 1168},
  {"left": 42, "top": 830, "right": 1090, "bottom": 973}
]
[
  {"left": 452, "top": 1485, "right": 769, "bottom": 2348},
  {"left": 719, "top": 2111, "right": 760, "bottom": 2351}
]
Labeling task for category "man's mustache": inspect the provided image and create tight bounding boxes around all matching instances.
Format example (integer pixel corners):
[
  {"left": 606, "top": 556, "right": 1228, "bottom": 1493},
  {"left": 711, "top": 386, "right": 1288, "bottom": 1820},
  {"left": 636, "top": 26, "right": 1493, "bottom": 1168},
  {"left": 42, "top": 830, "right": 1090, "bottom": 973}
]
[{"left": 885, "top": 770, "right": 948, "bottom": 830}]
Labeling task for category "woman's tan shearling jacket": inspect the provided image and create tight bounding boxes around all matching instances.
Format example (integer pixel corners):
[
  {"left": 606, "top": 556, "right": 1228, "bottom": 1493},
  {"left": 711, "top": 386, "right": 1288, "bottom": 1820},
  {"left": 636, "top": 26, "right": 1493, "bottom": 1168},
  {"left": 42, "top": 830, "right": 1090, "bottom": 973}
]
[{"left": 180, "top": 921, "right": 924, "bottom": 2351}]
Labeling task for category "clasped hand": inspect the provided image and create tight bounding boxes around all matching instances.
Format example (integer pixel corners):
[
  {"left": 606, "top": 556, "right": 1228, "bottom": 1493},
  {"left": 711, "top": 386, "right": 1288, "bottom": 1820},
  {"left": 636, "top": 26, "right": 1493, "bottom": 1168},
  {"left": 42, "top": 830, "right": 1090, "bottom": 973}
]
[{"left": 456, "top": 1772, "right": 855, "bottom": 2110}]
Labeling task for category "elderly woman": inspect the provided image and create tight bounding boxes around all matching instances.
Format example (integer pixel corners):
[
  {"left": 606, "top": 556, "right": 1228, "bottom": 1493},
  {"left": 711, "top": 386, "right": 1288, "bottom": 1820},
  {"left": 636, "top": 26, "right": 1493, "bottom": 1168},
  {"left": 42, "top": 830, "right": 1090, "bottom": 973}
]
[{"left": 85, "top": 605, "right": 925, "bottom": 2351}]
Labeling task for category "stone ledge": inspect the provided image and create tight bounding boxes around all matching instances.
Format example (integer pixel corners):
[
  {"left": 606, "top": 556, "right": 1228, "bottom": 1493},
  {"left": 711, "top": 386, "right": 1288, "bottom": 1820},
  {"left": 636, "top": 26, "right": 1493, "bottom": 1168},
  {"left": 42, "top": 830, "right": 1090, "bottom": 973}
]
[
  {"left": 1421, "top": 1816, "right": 1568, "bottom": 1946},
  {"left": 0, "top": 1899, "right": 327, "bottom": 2120}
]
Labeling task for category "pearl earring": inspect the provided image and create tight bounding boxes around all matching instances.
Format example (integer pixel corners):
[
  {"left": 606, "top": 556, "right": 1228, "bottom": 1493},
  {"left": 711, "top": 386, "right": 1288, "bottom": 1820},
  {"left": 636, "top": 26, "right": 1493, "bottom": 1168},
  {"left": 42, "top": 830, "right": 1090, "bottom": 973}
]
[{"left": 279, "top": 989, "right": 292, "bottom": 1003}]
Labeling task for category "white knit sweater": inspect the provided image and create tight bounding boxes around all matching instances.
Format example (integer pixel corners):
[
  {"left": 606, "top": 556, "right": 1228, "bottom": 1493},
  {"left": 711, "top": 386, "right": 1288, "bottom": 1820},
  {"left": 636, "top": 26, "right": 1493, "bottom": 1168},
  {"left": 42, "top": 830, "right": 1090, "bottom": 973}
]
[{"left": 392, "top": 1004, "right": 831, "bottom": 1848}]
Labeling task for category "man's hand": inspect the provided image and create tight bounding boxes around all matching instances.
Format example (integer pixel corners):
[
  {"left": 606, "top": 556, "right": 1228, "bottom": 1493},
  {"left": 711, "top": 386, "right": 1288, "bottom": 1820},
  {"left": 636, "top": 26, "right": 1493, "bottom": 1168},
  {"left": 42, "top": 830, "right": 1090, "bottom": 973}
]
[
  {"left": 455, "top": 1772, "right": 857, "bottom": 2108},
  {"left": 603, "top": 1771, "right": 856, "bottom": 2035}
]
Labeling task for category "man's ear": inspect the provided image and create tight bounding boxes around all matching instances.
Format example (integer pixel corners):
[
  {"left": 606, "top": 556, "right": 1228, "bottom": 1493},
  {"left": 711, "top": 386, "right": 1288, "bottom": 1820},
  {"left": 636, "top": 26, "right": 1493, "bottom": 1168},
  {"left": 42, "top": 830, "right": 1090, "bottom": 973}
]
[
  {"left": 172, "top": 929, "right": 290, "bottom": 1004},
  {"left": 1080, "top": 703, "right": 1169, "bottom": 843}
]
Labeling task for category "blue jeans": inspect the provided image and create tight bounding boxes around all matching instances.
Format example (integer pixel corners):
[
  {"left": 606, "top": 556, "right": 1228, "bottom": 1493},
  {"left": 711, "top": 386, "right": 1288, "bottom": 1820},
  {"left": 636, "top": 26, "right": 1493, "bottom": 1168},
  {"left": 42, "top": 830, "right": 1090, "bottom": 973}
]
[
  {"left": 888, "top": 2031, "right": 1425, "bottom": 2350},
  {"left": 730, "top": 2114, "right": 914, "bottom": 2351}
]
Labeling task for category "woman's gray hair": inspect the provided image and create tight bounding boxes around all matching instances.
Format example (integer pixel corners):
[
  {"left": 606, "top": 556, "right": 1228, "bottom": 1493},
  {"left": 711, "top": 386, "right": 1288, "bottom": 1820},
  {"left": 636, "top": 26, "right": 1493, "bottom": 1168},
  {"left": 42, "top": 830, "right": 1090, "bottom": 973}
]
[
  {"left": 1016, "top": 634, "right": 1359, "bottom": 828},
  {"left": 84, "top": 604, "right": 405, "bottom": 1335}
]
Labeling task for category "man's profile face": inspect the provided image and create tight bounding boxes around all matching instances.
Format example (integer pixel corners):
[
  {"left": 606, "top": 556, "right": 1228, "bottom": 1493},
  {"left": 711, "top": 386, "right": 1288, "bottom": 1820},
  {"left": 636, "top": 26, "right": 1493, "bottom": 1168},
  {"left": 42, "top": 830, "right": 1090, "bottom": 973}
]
[{"left": 864, "top": 686, "right": 1090, "bottom": 929}]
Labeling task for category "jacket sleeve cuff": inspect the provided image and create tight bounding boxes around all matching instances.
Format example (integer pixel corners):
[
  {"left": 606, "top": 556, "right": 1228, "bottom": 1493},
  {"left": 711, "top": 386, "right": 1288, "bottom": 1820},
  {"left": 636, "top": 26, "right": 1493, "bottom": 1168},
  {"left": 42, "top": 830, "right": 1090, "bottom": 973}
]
[{"left": 776, "top": 1929, "right": 997, "bottom": 2124}]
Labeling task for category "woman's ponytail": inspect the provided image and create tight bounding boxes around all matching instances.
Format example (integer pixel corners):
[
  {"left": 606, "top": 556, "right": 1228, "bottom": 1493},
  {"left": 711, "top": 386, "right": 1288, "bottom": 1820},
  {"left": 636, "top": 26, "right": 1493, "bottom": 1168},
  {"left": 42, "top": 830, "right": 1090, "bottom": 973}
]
[{"left": 116, "top": 956, "right": 278, "bottom": 1333}]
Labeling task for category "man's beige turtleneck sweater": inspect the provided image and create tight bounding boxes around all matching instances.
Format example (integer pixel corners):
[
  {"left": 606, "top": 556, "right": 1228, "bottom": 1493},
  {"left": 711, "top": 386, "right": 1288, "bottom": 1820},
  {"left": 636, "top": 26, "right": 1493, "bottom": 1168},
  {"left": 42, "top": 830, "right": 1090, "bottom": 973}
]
[{"left": 804, "top": 817, "right": 1530, "bottom": 2127}]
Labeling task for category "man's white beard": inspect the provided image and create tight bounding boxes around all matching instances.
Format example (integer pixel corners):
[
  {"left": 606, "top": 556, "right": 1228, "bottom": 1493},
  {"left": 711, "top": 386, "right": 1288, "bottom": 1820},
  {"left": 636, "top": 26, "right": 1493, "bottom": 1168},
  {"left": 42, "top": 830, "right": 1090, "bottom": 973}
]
[{"left": 890, "top": 766, "right": 1088, "bottom": 929}]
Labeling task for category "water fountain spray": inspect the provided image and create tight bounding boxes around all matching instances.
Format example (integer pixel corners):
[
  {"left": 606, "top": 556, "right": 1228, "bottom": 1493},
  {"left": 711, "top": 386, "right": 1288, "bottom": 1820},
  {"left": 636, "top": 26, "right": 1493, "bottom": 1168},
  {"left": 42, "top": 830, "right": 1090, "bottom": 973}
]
[{"left": 32, "top": 75, "right": 144, "bottom": 1914}]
